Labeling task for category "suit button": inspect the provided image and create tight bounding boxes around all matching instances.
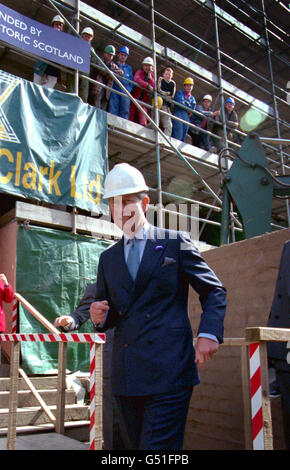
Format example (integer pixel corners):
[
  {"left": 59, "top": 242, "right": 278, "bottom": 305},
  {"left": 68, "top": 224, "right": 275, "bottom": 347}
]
[
  {"left": 147, "top": 340, "right": 153, "bottom": 345},
  {"left": 124, "top": 343, "right": 129, "bottom": 347},
  {"left": 146, "top": 314, "right": 150, "bottom": 318}
]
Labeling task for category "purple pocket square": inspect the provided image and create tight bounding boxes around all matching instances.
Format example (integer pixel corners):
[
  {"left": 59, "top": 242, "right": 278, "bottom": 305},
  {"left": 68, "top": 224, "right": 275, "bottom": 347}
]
[{"left": 162, "top": 257, "right": 176, "bottom": 266}]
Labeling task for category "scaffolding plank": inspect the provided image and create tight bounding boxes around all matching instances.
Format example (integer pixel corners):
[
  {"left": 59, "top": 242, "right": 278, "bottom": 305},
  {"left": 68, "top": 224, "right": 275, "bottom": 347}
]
[{"left": 13, "top": 202, "right": 122, "bottom": 238}]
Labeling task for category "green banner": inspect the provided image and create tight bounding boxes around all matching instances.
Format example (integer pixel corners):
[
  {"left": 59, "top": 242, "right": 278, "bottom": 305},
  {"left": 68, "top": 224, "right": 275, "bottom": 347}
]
[
  {"left": 0, "top": 69, "right": 108, "bottom": 214},
  {"left": 16, "top": 225, "right": 114, "bottom": 374}
]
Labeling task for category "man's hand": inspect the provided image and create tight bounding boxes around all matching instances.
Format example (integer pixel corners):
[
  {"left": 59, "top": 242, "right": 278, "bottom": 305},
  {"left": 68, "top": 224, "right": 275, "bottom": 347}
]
[
  {"left": 90, "top": 300, "right": 109, "bottom": 325},
  {"left": 53, "top": 316, "right": 73, "bottom": 328},
  {"left": 0, "top": 273, "right": 8, "bottom": 285},
  {"left": 195, "top": 337, "right": 219, "bottom": 369}
]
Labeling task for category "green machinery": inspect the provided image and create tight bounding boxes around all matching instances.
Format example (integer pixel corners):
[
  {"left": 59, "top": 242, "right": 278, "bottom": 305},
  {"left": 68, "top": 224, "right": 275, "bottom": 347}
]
[{"left": 220, "top": 132, "right": 290, "bottom": 244}]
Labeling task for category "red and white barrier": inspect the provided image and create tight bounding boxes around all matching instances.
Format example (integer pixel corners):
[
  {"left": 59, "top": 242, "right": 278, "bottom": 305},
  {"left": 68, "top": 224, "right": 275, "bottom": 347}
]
[
  {"left": 89, "top": 342, "right": 96, "bottom": 450},
  {"left": 11, "top": 298, "right": 18, "bottom": 334},
  {"left": 0, "top": 332, "right": 105, "bottom": 343},
  {"left": 249, "top": 342, "right": 264, "bottom": 450},
  {"left": 0, "top": 332, "right": 105, "bottom": 450}
]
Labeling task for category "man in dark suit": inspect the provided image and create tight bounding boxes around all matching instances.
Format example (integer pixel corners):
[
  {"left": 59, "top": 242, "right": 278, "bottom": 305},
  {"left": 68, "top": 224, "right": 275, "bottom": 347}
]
[
  {"left": 267, "top": 240, "right": 290, "bottom": 450},
  {"left": 88, "top": 163, "right": 227, "bottom": 450}
]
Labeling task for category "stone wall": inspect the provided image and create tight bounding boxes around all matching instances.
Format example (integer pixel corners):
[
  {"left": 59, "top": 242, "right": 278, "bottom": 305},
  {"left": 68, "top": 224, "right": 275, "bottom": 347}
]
[{"left": 184, "top": 228, "right": 290, "bottom": 450}]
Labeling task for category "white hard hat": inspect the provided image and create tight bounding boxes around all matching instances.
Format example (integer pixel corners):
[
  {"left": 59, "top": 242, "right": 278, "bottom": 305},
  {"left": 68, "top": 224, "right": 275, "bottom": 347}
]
[
  {"left": 202, "top": 94, "right": 212, "bottom": 101},
  {"left": 103, "top": 163, "right": 149, "bottom": 199},
  {"left": 52, "top": 15, "right": 64, "bottom": 24},
  {"left": 142, "top": 56, "right": 154, "bottom": 65},
  {"left": 81, "top": 27, "right": 94, "bottom": 37}
]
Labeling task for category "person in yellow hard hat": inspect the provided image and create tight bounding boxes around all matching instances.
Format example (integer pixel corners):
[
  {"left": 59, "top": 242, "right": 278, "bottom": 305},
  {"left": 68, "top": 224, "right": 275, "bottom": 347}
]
[
  {"left": 88, "top": 45, "right": 123, "bottom": 110},
  {"left": 33, "top": 15, "right": 65, "bottom": 89},
  {"left": 54, "top": 162, "right": 227, "bottom": 450},
  {"left": 172, "top": 77, "right": 196, "bottom": 142}
]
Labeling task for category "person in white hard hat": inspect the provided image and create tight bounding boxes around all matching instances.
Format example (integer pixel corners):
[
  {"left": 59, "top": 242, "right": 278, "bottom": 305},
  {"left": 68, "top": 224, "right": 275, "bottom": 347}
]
[
  {"left": 129, "top": 57, "right": 155, "bottom": 126},
  {"left": 189, "top": 94, "right": 219, "bottom": 151},
  {"left": 79, "top": 27, "right": 95, "bottom": 102},
  {"left": 66, "top": 26, "right": 95, "bottom": 102},
  {"left": 55, "top": 163, "right": 227, "bottom": 450},
  {"left": 81, "top": 26, "right": 94, "bottom": 42},
  {"left": 33, "top": 15, "right": 65, "bottom": 89}
]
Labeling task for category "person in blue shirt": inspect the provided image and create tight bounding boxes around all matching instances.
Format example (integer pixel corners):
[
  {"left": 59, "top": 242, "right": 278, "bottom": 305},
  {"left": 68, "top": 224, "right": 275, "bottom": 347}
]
[
  {"left": 172, "top": 77, "right": 196, "bottom": 142},
  {"left": 108, "top": 46, "right": 134, "bottom": 120},
  {"left": 189, "top": 94, "right": 219, "bottom": 150}
]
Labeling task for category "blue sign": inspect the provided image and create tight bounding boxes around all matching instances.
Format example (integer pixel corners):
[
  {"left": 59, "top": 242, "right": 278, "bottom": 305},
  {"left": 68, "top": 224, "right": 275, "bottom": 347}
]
[{"left": 0, "top": 3, "right": 90, "bottom": 73}]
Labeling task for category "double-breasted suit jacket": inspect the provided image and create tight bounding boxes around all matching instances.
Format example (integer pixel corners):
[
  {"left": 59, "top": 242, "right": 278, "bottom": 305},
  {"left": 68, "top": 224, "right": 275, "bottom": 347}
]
[{"left": 92, "top": 225, "right": 227, "bottom": 397}]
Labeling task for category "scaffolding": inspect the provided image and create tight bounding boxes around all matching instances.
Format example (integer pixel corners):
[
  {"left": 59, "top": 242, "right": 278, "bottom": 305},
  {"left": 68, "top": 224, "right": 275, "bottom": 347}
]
[{"left": 0, "top": 0, "right": 289, "bottom": 245}]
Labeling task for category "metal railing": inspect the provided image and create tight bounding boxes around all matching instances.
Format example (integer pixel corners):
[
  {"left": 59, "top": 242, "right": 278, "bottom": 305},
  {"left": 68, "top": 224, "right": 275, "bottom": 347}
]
[
  {"left": 1, "top": 293, "right": 105, "bottom": 450},
  {"left": 1, "top": 0, "right": 289, "bottom": 234}
]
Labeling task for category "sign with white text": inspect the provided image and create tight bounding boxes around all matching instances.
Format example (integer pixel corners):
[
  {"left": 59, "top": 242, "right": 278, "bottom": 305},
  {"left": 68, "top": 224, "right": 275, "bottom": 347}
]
[{"left": 0, "top": 3, "right": 90, "bottom": 73}]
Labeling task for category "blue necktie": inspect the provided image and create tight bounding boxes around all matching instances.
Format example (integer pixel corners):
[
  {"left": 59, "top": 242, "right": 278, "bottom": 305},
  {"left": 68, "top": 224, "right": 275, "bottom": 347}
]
[{"left": 127, "top": 237, "right": 140, "bottom": 281}]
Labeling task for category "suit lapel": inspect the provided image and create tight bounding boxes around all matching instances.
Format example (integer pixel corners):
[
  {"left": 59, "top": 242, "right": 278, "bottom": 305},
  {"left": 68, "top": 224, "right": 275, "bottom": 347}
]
[{"left": 110, "top": 237, "right": 134, "bottom": 294}]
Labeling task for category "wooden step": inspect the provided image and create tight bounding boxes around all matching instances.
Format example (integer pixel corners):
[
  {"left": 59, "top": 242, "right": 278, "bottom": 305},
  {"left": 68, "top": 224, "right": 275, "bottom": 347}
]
[
  {"left": 0, "top": 389, "right": 76, "bottom": 408},
  {"left": 0, "top": 404, "right": 89, "bottom": 427},
  {"left": 0, "top": 431, "right": 90, "bottom": 450},
  {"left": 0, "top": 376, "right": 59, "bottom": 391},
  {"left": 0, "top": 420, "right": 90, "bottom": 441}
]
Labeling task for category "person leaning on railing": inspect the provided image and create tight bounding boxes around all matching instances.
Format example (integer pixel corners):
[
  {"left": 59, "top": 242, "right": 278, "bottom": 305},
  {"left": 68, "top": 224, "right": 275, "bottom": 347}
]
[
  {"left": 88, "top": 45, "right": 123, "bottom": 111},
  {"left": 66, "top": 27, "right": 96, "bottom": 103},
  {"left": 129, "top": 56, "right": 155, "bottom": 127},
  {"left": 211, "top": 97, "right": 240, "bottom": 151},
  {"left": 33, "top": 15, "right": 65, "bottom": 90},
  {"left": 0, "top": 274, "right": 14, "bottom": 334},
  {"left": 157, "top": 67, "right": 176, "bottom": 137},
  {"left": 172, "top": 77, "right": 196, "bottom": 143},
  {"left": 188, "top": 94, "right": 220, "bottom": 151}
]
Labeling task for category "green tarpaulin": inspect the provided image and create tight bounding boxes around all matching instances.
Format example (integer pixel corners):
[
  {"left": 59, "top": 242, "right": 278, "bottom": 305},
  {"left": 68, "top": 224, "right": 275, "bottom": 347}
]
[
  {"left": 16, "top": 225, "right": 114, "bottom": 374},
  {"left": 0, "top": 69, "right": 108, "bottom": 214}
]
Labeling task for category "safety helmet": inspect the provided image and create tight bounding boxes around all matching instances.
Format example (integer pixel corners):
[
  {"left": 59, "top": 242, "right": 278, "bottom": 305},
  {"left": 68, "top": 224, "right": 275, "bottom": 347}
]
[
  {"left": 184, "top": 77, "right": 194, "bottom": 85},
  {"left": 51, "top": 15, "right": 64, "bottom": 25},
  {"left": 118, "top": 46, "right": 130, "bottom": 56},
  {"left": 142, "top": 56, "right": 154, "bottom": 65},
  {"left": 104, "top": 45, "right": 115, "bottom": 55},
  {"left": 225, "top": 97, "right": 235, "bottom": 106},
  {"left": 103, "top": 163, "right": 149, "bottom": 199},
  {"left": 81, "top": 27, "right": 94, "bottom": 37},
  {"left": 152, "top": 96, "right": 163, "bottom": 109},
  {"left": 202, "top": 94, "right": 212, "bottom": 102}
]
